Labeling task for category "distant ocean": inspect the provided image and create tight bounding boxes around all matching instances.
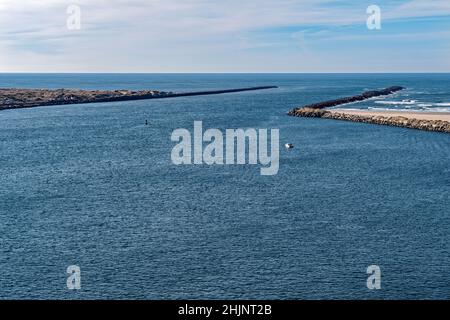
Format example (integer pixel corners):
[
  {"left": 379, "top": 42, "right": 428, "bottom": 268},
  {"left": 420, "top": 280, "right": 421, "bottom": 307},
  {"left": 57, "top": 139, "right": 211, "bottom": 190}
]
[{"left": 1, "top": 73, "right": 449, "bottom": 299}]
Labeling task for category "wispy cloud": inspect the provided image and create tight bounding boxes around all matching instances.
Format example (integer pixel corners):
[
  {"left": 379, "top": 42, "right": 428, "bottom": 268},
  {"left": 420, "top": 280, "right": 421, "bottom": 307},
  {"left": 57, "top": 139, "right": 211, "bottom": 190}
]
[{"left": 0, "top": 0, "right": 449, "bottom": 72}]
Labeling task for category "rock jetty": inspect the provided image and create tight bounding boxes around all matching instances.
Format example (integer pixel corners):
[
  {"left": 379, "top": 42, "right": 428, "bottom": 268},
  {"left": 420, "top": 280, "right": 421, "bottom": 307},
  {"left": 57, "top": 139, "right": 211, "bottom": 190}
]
[
  {"left": 0, "top": 88, "right": 171, "bottom": 110},
  {"left": 288, "top": 86, "right": 404, "bottom": 112},
  {"left": 289, "top": 108, "right": 450, "bottom": 133},
  {"left": 0, "top": 86, "right": 277, "bottom": 110},
  {"left": 287, "top": 86, "right": 450, "bottom": 134}
]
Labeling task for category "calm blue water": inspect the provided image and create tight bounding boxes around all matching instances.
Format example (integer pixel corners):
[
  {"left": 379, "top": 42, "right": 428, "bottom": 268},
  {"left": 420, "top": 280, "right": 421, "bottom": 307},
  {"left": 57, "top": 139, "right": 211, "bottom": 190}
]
[{"left": 0, "top": 74, "right": 449, "bottom": 300}]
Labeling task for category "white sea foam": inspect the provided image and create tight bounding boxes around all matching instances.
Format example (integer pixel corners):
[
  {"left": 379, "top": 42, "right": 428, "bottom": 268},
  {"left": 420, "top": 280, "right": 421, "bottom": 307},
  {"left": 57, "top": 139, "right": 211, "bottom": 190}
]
[
  {"left": 375, "top": 100, "right": 417, "bottom": 105},
  {"left": 423, "top": 107, "right": 450, "bottom": 112},
  {"left": 332, "top": 108, "right": 364, "bottom": 111},
  {"left": 371, "top": 99, "right": 450, "bottom": 111},
  {"left": 368, "top": 107, "right": 412, "bottom": 112},
  {"left": 367, "top": 106, "right": 450, "bottom": 113}
]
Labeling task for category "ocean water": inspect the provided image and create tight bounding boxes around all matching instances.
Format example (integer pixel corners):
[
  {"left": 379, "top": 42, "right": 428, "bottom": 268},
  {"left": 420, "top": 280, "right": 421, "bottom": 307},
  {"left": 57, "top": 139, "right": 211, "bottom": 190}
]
[{"left": 0, "top": 73, "right": 449, "bottom": 300}]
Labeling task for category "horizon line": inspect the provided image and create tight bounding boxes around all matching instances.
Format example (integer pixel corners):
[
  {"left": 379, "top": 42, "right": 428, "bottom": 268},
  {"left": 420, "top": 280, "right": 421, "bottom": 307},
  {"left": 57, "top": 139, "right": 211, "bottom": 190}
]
[{"left": 1, "top": 71, "right": 450, "bottom": 75}]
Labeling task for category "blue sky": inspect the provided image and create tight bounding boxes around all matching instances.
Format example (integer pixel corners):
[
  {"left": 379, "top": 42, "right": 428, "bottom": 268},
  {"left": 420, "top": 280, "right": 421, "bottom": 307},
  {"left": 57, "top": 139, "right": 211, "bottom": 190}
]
[{"left": 0, "top": 0, "right": 449, "bottom": 72}]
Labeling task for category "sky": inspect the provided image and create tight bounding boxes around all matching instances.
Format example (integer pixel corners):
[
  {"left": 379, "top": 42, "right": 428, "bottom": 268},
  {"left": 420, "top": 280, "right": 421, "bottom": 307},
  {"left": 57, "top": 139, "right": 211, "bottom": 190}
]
[{"left": 0, "top": 0, "right": 449, "bottom": 73}]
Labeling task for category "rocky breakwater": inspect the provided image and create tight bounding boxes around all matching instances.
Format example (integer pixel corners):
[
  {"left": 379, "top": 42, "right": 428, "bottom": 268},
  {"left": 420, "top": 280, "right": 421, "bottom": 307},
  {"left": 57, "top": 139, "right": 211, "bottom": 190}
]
[
  {"left": 289, "top": 108, "right": 450, "bottom": 134},
  {"left": 0, "top": 86, "right": 278, "bottom": 110},
  {"left": 288, "top": 86, "right": 404, "bottom": 112},
  {"left": 0, "top": 88, "right": 172, "bottom": 110},
  {"left": 287, "top": 86, "right": 450, "bottom": 134}
]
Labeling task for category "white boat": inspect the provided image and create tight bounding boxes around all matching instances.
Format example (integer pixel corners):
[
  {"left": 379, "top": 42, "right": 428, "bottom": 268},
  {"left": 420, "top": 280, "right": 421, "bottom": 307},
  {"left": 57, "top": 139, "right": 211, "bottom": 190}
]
[{"left": 285, "top": 143, "right": 294, "bottom": 149}]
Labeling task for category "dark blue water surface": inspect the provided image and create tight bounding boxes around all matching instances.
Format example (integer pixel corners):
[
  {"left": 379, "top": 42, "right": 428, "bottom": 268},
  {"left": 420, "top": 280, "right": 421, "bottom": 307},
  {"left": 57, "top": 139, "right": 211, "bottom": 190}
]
[{"left": 0, "top": 74, "right": 449, "bottom": 299}]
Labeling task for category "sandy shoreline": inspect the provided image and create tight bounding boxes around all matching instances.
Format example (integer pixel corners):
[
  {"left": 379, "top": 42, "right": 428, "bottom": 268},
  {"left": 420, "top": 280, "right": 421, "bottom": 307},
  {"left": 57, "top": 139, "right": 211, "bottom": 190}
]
[{"left": 329, "top": 108, "right": 450, "bottom": 122}]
